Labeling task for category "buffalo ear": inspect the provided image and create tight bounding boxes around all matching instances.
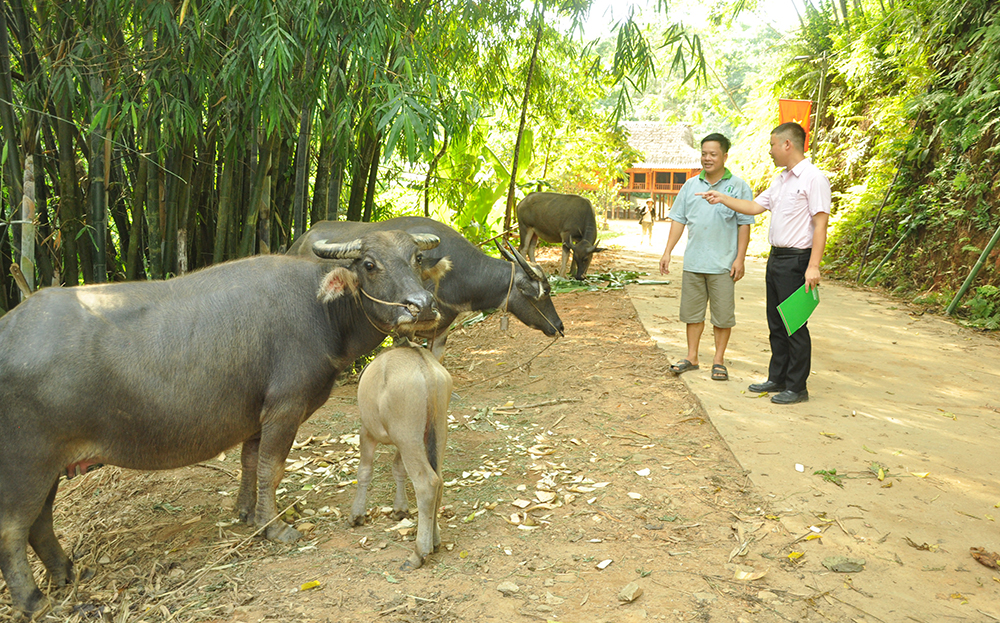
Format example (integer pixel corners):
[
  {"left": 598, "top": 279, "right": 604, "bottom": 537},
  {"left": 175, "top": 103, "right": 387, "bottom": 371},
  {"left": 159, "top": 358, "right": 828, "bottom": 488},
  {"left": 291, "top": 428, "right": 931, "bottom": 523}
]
[
  {"left": 317, "top": 267, "right": 359, "bottom": 303},
  {"left": 421, "top": 256, "right": 452, "bottom": 293}
]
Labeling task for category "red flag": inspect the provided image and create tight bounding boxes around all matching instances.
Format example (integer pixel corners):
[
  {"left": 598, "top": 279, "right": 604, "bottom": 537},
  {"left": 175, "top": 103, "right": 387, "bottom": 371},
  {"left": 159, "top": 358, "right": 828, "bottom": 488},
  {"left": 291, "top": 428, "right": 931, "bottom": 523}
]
[{"left": 778, "top": 99, "right": 813, "bottom": 151}]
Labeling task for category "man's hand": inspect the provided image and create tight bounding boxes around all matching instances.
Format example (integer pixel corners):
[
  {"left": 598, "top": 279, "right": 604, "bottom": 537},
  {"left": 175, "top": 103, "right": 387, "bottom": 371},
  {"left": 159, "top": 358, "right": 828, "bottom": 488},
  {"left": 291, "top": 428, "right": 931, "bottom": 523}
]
[
  {"left": 730, "top": 258, "right": 746, "bottom": 282},
  {"left": 805, "top": 265, "right": 821, "bottom": 291},
  {"left": 659, "top": 252, "right": 671, "bottom": 275},
  {"left": 695, "top": 190, "right": 723, "bottom": 204}
]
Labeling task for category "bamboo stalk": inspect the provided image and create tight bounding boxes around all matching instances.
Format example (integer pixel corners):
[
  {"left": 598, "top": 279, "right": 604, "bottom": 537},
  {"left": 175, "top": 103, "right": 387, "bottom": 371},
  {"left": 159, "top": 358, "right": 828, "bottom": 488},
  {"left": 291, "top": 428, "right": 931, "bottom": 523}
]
[
  {"left": 862, "top": 225, "right": 914, "bottom": 285},
  {"left": 945, "top": 220, "right": 1000, "bottom": 316}
]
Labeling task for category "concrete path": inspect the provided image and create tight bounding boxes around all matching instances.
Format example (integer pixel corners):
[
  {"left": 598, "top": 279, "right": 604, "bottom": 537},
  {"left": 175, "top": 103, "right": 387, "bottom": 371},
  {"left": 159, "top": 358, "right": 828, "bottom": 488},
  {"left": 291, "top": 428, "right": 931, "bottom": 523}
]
[{"left": 607, "top": 220, "right": 1000, "bottom": 622}]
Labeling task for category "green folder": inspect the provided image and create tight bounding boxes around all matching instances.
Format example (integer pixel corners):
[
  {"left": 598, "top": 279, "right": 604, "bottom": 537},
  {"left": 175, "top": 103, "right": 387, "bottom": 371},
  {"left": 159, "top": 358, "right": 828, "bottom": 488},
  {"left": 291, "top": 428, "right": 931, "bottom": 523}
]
[{"left": 777, "top": 284, "right": 820, "bottom": 336}]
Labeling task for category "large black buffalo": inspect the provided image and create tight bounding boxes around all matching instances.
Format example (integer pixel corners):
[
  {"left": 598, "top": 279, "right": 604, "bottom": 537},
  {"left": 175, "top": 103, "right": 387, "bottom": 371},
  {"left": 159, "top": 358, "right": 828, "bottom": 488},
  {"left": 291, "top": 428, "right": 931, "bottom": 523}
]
[
  {"left": 288, "top": 217, "right": 564, "bottom": 357},
  {"left": 516, "top": 192, "right": 605, "bottom": 280},
  {"left": 0, "top": 230, "right": 443, "bottom": 617}
]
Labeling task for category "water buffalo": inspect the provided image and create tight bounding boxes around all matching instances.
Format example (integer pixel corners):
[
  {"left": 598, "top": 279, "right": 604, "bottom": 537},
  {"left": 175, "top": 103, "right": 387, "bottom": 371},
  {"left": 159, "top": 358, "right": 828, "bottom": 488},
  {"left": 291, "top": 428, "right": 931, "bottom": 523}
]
[
  {"left": 288, "top": 217, "right": 564, "bottom": 358},
  {"left": 0, "top": 230, "right": 443, "bottom": 617},
  {"left": 351, "top": 342, "right": 452, "bottom": 570},
  {"left": 516, "top": 191, "right": 605, "bottom": 279}
]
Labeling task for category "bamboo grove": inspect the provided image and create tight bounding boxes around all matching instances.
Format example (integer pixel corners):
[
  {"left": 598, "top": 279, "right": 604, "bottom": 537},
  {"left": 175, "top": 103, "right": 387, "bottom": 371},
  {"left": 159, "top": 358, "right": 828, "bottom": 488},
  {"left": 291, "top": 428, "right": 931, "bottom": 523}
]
[{"left": 0, "top": 0, "right": 569, "bottom": 312}]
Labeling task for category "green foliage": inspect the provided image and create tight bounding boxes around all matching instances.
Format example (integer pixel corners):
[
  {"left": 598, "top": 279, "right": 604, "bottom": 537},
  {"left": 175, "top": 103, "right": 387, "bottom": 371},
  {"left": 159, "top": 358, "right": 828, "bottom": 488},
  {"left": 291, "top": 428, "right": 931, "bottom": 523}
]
[
  {"left": 960, "top": 285, "right": 1000, "bottom": 329},
  {"left": 762, "top": 0, "right": 1000, "bottom": 317},
  {"left": 814, "top": 468, "right": 844, "bottom": 487},
  {"left": 549, "top": 270, "right": 644, "bottom": 294}
]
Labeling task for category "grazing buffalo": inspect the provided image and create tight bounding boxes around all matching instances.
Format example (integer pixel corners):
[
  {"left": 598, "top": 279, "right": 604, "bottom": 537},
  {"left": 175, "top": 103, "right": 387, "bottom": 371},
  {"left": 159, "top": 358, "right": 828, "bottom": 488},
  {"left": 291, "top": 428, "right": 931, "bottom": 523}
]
[
  {"left": 288, "top": 217, "right": 564, "bottom": 357},
  {"left": 516, "top": 191, "right": 605, "bottom": 279},
  {"left": 351, "top": 342, "right": 452, "bottom": 570},
  {"left": 0, "top": 231, "right": 443, "bottom": 617}
]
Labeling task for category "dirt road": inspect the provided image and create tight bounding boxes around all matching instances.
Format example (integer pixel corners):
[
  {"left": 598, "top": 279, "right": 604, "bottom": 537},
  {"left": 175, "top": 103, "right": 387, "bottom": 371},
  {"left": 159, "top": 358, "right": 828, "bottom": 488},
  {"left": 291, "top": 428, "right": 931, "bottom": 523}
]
[{"left": 612, "top": 218, "right": 1000, "bottom": 622}]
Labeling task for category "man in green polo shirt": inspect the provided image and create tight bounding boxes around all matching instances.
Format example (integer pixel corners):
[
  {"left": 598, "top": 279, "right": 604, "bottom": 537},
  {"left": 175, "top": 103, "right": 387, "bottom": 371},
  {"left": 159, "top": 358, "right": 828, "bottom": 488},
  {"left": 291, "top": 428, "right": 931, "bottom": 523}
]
[{"left": 658, "top": 133, "right": 754, "bottom": 381}]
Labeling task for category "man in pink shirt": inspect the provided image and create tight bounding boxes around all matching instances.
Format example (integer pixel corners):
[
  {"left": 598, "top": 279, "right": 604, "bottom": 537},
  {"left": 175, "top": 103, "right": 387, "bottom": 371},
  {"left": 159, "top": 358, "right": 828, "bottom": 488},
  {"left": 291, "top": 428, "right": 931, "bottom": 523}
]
[{"left": 696, "top": 122, "right": 831, "bottom": 404}]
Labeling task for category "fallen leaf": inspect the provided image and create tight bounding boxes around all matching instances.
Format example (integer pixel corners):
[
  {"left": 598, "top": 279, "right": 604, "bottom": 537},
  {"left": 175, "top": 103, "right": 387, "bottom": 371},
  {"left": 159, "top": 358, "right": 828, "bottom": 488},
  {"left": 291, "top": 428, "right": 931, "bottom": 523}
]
[
  {"left": 725, "top": 563, "right": 768, "bottom": 581},
  {"left": 635, "top": 468, "right": 651, "bottom": 476},
  {"left": 904, "top": 536, "right": 937, "bottom": 551},
  {"left": 805, "top": 534, "right": 822, "bottom": 541},
  {"left": 535, "top": 491, "right": 557, "bottom": 503},
  {"left": 512, "top": 499, "right": 532, "bottom": 509},
  {"left": 299, "top": 580, "right": 321, "bottom": 591},
  {"left": 387, "top": 518, "right": 416, "bottom": 532},
  {"left": 596, "top": 559, "right": 613, "bottom": 570},
  {"left": 527, "top": 445, "right": 555, "bottom": 456},
  {"left": 787, "top": 551, "right": 804, "bottom": 560},
  {"left": 970, "top": 547, "right": 1000, "bottom": 570},
  {"left": 627, "top": 492, "right": 642, "bottom": 499},
  {"left": 910, "top": 472, "right": 929, "bottom": 478}
]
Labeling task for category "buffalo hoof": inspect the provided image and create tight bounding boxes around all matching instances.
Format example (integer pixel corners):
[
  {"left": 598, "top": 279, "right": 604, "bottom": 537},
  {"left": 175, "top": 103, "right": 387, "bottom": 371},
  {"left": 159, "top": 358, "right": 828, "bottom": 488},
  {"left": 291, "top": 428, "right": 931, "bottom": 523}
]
[
  {"left": 391, "top": 509, "right": 410, "bottom": 521},
  {"left": 349, "top": 513, "right": 365, "bottom": 527},
  {"left": 264, "top": 522, "right": 302, "bottom": 543},
  {"left": 46, "top": 559, "right": 75, "bottom": 587},
  {"left": 16, "top": 589, "right": 49, "bottom": 620},
  {"left": 401, "top": 551, "right": 424, "bottom": 570}
]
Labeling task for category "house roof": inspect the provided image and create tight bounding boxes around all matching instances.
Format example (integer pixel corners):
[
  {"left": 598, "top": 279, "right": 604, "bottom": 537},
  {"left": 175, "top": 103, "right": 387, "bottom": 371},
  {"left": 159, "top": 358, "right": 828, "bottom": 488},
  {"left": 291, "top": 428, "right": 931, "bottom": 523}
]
[{"left": 622, "top": 121, "right": 702, "bottom": 169}]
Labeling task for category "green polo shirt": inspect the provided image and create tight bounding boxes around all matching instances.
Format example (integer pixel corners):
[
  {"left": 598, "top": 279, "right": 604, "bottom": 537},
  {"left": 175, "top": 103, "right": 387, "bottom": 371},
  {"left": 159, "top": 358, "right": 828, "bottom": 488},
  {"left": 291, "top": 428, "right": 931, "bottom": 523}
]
[{"left": 668, "top": 168, "right": 755, "bottom": 274}]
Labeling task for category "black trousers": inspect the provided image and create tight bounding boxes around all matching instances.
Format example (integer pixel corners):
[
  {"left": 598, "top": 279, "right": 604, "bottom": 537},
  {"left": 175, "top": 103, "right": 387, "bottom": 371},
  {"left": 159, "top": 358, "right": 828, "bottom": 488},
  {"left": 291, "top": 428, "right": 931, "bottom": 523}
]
[{"left": 765, "top": 249, "right": 812, "bottom": 392}]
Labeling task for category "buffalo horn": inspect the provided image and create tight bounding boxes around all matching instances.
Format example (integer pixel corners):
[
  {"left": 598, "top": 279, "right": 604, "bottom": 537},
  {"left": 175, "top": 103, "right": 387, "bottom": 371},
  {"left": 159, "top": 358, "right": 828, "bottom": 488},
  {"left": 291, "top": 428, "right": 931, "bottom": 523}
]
[
  {"left": 312, "top": 239, "right": 363, "bottom": 259},
  {"left": 494, "top": 239, "right": 515, "bottom": 262},
  {"left": 411, "top": 233, "right": 441, "bottom": 250},
  {"left": 506, "top": 239, "right": 546, "bottom": 282}
]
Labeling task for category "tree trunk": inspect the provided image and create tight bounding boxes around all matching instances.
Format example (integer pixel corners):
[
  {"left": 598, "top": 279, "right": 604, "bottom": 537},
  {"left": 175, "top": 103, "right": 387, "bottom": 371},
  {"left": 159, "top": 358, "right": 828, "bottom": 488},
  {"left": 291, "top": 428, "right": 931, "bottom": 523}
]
[
  {"left": 20, "top": 155, "right": 36, "bottom": 296},
  {"left": 362, "top": 133, "right": 381, "bottom": 223},
  {"left": 0, "top": 6, "right": 24, "bottom": 218},
  {"left": 240, "top": 132, "right": 276, "bottom": 257},
  {"left": 177, "top": 146, "right": 195, "bottom": 275},
  {"left": 346, "top": 129, "right": 375, "bottom": 222},
  {"left": 145, "top": 119, "right": 164, "bottom": 280},
  {"left": 311, "top": 134, "right": 333, "bottom": 223},
  {"left": 424, "top": 131, "right": 448, "bottom": 217},
  {"left": 271, "top": 136, "right": 294, "bottom": 252},
  {"left": 214, "top": 139, "right": 238, "bottom": 263},
  {"left": 292, "top": 100, "right": 314, "bottom": 242},
  {"left": 328, "top": 160, "right": 344, "bottom": 221},
  {"left": 838, "top": 0, "right": 850, "bottom": 30},
  {"left": 504, "top": 10, "right": 543, "bottom": 241},
  {"left": 127, "top": 152, "right": 147, "bottom": 280}
]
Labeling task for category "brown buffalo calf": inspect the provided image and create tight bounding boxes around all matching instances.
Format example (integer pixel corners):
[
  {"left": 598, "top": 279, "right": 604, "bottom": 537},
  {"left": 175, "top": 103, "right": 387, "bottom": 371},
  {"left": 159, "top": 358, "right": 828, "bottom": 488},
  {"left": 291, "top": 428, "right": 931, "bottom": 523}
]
[{"left": 350, "top": 343, "right": 452, "bottom": 569}]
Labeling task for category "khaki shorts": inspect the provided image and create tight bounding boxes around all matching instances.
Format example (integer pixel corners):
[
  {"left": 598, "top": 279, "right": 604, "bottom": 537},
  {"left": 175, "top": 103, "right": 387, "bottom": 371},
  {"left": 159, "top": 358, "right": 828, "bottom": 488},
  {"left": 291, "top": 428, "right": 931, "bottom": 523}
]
[{"left": 679, "top": 271, "right": 736, "bottom": 328}]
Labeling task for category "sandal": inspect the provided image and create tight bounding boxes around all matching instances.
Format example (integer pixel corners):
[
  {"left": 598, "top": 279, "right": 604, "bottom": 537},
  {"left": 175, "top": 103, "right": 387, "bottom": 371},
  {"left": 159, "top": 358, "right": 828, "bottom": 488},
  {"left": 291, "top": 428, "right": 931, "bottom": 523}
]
[
  {"left": 711, "top": 364, "right": 729, "bottom": 381},
  {"left": 670, "top": 359, "right": 699, "bottom": 375}
]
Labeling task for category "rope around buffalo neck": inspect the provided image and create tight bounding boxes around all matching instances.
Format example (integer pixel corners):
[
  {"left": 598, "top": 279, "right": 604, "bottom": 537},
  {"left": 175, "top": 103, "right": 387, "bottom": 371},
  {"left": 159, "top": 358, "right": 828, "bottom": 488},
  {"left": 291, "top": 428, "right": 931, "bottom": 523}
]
[
  {"left": 357, "top": 287, "right": 407, "bottom": 336},
  {"left": 501, "top": 260, "right": 562, "bottom": 337},
  {"left": 500, "top": 261, "right": 515, "bottom": 332}
]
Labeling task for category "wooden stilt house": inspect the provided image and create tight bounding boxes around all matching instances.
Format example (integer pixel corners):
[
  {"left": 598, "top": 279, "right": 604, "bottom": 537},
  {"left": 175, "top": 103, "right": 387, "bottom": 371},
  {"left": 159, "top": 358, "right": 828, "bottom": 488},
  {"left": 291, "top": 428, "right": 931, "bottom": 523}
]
[{"left": 617, "top": 122, "right": 702, "bottom": 219}]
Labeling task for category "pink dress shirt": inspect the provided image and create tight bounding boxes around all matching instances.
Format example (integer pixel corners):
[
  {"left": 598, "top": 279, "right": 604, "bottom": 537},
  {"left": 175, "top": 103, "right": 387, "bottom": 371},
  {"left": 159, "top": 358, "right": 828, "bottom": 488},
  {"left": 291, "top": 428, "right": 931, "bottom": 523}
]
[{"left": 755, "top": 159, "right": 831, "bottom": 249}]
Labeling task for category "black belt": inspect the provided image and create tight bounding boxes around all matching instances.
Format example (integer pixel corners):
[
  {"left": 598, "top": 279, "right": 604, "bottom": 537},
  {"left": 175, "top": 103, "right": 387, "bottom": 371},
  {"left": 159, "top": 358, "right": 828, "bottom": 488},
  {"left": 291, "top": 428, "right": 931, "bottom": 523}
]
[{"left": 771, "top": 246, "right": 811, "bottom": 256}]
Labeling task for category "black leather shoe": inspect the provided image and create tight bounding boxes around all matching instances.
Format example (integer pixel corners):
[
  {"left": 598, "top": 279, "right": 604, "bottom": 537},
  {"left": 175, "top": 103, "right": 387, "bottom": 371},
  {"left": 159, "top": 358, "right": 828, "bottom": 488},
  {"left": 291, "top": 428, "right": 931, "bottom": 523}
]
[
  {"left": 748, "top": 380, "right": 785, "bottom": 393},
  {"left": 771, "top": 389, "right": 809, "bottom": 404}
]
